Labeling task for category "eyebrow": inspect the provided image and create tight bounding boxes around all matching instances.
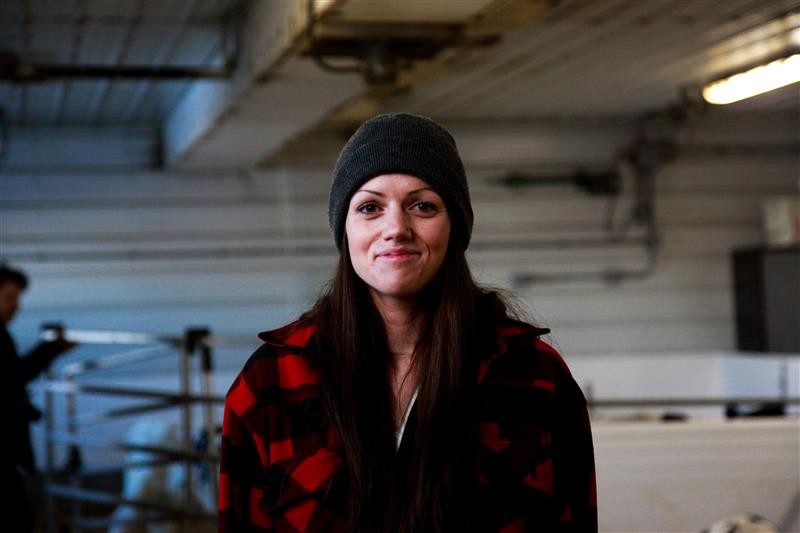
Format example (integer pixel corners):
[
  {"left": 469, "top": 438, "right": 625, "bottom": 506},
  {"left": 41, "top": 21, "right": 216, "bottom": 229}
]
[{"left": 354, "top": 187, "right": 434, "bottom": 197}]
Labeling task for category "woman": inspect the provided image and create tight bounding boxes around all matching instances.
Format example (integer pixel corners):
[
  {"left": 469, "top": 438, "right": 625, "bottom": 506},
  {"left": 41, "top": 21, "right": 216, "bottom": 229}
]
[{"left": 218, "top": 114, "right": 596, "bottom": 532}]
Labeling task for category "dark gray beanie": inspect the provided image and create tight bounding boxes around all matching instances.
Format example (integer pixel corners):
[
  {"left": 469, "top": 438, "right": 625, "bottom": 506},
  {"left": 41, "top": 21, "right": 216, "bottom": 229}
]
[{"left": 329, "top": 113, "right": 473, "bottom": 250}]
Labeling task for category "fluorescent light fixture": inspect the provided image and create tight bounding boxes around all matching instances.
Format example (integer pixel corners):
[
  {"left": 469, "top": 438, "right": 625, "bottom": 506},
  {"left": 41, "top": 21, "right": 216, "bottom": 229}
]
[
  {"left": 313, "top": 0, "right": 338, "bottom": 16},
  {"left": 703, "top": 53, "right": 800, "bottom": 105}
]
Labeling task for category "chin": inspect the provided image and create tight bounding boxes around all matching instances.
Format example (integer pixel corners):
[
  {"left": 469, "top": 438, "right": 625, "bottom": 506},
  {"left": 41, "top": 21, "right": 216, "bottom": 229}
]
[{"left": 371, "top": 283, "right": 424, "bottom": 300}]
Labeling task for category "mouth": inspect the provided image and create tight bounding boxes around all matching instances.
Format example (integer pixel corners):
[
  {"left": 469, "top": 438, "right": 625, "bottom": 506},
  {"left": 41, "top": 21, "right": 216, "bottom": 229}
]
[{"left": 377, "top": 250, "right": 419, "bottom": 261}]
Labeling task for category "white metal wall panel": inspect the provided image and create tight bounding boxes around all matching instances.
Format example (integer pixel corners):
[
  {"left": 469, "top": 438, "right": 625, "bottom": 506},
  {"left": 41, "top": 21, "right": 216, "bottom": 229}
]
[
  {"left": 3, "top": 120, "right": 797, "bottom": 367},
  {"left": 593, "top": 419, "right": 800, "bottom": 532}
]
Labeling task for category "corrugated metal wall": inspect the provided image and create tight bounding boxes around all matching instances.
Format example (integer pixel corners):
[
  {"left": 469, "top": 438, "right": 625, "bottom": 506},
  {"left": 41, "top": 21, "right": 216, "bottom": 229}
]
[{"left": 4, "top": 115, "right": 797, "bottom": 368}]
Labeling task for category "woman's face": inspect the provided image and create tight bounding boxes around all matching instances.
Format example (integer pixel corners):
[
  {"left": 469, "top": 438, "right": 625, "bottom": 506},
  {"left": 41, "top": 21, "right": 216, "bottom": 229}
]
[{"left": 345, "top": 174, "right": 451, "bottom": 304}]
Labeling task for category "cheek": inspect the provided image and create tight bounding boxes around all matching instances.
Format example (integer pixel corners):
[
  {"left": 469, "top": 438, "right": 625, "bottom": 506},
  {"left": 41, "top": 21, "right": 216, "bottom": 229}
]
[
  {"left": 345, "top": 225, "right": 372, "bottom": 280},
  {"left": 346, "top": 225, "right": 369, "bottom": 260},
  {"left": 344, "top": 221, "right": 359, "bottom": 252},
  {"left": 428, "top": 221, "right": 451, "bottom": 254}
]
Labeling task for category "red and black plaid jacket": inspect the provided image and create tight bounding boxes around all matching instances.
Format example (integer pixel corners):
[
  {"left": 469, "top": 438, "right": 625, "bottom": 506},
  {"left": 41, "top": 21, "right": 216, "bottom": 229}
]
[{"left": 219, "top": 319, "right": 597, "bottom": 532}]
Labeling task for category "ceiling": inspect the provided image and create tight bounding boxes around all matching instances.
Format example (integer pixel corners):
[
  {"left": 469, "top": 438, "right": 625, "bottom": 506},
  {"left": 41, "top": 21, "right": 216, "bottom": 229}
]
[
  {"left": 0, "top": 0, "right": 797, "bottom": 170},
  {"left": 386, "top": 0, "right": 800, "bottom": 119},
  {"left": 0, "top": 0, "right": 239, "bottom": 126}
]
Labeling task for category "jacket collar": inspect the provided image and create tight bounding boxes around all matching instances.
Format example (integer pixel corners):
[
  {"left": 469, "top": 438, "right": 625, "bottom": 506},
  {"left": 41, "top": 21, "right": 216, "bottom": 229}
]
[
  {"left": 477, "top": 320, "right": 550, "bottom": 384},
  {"left": 258, "top": 321, "right": 316, "bottom": 351},
  {"left": 496, "top": 320, "right": 550, "bottom": 341}
]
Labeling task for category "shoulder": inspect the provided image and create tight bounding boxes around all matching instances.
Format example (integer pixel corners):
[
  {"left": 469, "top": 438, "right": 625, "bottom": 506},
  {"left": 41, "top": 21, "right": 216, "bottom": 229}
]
[
  {"left": 493, "top": 318, "right": 559, "bottom": 369},
  {"left": 257, "top": 319, "right": 317, "bottom": 349},
  {"left": 226, "top": 319, "right": 321, "bottom": 407},
  {"left": 481, "top": 320, "right": 590, "bottom": 443},
  {"left": 486, "top": 319, "right": 579, "bottom": 395}
]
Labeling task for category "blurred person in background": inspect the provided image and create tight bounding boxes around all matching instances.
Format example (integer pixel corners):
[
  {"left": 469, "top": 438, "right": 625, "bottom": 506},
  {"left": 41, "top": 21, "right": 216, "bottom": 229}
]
[
  {"left": 1, "top": 264, "right": 76, "bottom": 533},
  {"left": 218, "top": 114, "right": 596, "bottom": 532}
]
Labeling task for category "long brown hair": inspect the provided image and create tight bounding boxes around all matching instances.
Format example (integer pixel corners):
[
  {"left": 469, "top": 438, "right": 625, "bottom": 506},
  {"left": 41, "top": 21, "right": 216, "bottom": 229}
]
[{"left": 302, "top": 235, "right": 513, "bottom": 532}]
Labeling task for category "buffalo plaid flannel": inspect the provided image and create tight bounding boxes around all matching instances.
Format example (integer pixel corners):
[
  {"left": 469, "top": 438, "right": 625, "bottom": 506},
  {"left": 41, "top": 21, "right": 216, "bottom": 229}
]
[{"left": 219, "top": 320, "right": 597, "bottom": 532}]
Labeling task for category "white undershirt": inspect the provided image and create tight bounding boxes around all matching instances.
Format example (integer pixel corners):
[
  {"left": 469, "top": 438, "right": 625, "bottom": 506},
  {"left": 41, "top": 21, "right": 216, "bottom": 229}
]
[{"left": 395, "top": 387, "right": 419, "bottom": 450}]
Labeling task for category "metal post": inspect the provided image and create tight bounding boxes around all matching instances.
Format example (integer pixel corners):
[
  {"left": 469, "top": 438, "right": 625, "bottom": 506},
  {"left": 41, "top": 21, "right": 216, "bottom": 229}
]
[
  {"left": 40, "top": 322, "right": 64, "bottom": 532},
  {"left": 179, "top": 330, "right": 193, "bottom": 533},
  {"left": 67, "top": 375, "right": 80, "bottom": 530},
  {"left": 43, "top": 368, "right": 55, "bottom": 533},
  {"left": 199, "top": 332, "right": 218, "bottom": 506}
]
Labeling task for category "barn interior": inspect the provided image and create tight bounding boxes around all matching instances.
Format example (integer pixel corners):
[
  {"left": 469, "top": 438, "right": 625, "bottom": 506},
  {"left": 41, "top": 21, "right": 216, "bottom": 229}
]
[{"left": 1, "top": 1, "right": 799, "bottom": 531}]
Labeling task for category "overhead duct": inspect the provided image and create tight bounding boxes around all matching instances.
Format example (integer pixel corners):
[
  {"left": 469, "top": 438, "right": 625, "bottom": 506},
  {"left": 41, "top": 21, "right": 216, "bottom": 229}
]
[
  {"left": 164, "top": 0, "right": 553, "bottom": 170},
  {"left": 304, "top": 0, "right": 502, "bottom": 84},
  {"left": 162, "top": 0, "right": 367, "bottom": 170},
  {"left": 261, "top": 0, "right": 555, "bottom": 165}
]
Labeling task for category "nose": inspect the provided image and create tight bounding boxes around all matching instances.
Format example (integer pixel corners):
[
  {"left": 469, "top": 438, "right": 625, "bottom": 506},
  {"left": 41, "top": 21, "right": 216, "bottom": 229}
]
[{"left": 382, "top": 205, "right": 412, "bottom": 241}]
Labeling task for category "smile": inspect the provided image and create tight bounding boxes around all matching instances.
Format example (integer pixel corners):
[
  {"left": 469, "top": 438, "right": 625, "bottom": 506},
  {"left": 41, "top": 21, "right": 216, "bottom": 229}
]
[{"left": 377, "top": 250, "right": 419, "bottom": 261}]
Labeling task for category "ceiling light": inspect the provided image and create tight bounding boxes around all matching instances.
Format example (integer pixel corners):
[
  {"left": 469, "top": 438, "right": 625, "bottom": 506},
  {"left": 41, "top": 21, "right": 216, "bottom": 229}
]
[{"left": 702, "top": 53, "right": 800, "bottom": 105}]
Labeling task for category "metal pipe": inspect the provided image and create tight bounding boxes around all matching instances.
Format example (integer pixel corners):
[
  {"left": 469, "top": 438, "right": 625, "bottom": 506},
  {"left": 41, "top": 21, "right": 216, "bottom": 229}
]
[
  {"left": 41, "top": 328, "right": 180, "bottom": 346},
  {"left": 46, "top": 430, "right": 219, "bottom": 462},
  {"left": 511, "top": 240, "right": 658, "bottom": 286},
  {"left": 69, "top": 459, "right": 195, "bottom": 478},
  {"left": 46, "top": 484, "right": 215, "bottom": 518},
  {"left": 590, "top": 396, "right": 800, "bottom": 408},
  {"left": 58, "top": 348, "right": 176, "bottom": 379},
  {"left": 45, "top": 381, "right": 223, "bottom": 404},
  {"left": 2, "top": 63, "right": 236, "bottom": 82},
  {"left": 69, "top": 400, "right": 183, "bottom": 425}
]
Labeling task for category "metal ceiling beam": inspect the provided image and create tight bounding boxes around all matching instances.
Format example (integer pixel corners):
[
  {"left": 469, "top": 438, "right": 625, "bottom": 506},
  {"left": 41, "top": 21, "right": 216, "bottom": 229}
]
[
  {"left": 162, "top": 0, "right": 365, "bottom": 170},
  {"left": 86, "top": 0, "right": 146, "bottom": 124},
  {"left": 163, "top": 0, "right": 539, "bottom": 170},
  {"left": 55, "top": 0, "right": 87, "bottom": 125},
  {"left": 120, "top": 0, "right": 198, "bottom": 124},
  {"left": 0, "top": 62, "right": 236, "bottom": 81}
]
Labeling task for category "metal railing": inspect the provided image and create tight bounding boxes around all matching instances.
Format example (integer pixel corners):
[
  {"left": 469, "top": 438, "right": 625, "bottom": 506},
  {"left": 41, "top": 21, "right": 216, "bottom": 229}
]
[{"left": 41, "top": 325, "right": 252, "bottom": 532}]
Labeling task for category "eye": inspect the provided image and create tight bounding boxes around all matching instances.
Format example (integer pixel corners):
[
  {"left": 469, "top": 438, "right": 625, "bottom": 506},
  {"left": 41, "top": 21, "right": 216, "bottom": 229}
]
[
  {"left": 411, "top": 201, "right": 438, "bottom": 214},
  {"left": 356, "top": 201, "right": 380, "bottom": 214}
]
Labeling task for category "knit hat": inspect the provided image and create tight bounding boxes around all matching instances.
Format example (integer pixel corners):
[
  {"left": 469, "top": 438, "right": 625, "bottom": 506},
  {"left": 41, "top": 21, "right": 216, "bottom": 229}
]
[{"left": 328, "top": 113, "right": 473, "bottom": 250}]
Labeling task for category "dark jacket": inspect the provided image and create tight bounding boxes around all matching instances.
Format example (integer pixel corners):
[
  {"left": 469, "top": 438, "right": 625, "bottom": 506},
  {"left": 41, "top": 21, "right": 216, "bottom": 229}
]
[
  {"left": 218, "top": 320, "right": 597, "bottom": 532},
  {"left": 2, "top": 324, "right": 63, "bottom": 474}
]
